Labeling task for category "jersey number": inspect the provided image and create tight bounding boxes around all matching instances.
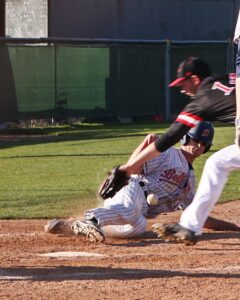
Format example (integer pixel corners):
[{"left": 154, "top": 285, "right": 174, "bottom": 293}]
[{"left": 212, "top": 82, "right": 235, "bottom": 95}]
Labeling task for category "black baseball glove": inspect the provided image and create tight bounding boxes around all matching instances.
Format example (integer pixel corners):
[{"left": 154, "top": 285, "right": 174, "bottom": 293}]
[{"left": 98, "top": 166, "right": 130, "bottom": 199}]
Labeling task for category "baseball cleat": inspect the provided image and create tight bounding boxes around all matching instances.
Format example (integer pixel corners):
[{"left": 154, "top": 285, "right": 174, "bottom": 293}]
[
  {"left": 71, "top": 220, "right": 105, "bottom": 243},
  {"left": 152, "top": 223, "right": 198, "bottom": 245},
  {"left": 45, "top": 219, "right": 66, "bottom": 234}
]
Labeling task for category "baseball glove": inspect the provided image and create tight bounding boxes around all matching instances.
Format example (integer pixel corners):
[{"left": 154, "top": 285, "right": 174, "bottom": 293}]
[{"left": 98, "top": 166, "right": 130, "bottom": 199}]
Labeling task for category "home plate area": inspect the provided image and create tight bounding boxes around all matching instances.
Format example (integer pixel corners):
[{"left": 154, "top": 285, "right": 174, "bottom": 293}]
[
  {"left": 0, "top": 202, "right": 239, "bottom": 299},
  {"left": 39, "top": 251, "right": 107, "bottom": 258}
]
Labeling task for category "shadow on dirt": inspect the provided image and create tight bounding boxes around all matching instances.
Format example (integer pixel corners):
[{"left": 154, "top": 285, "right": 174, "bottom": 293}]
[
  {"left": 199, "top": 231, "right": 240, "bottom": 245},
  {"left": 108, "top": 231, "right": 240, "bottom": 247},
  {"left": 1, "top": 265, "right": 240, "bottom": 282}
]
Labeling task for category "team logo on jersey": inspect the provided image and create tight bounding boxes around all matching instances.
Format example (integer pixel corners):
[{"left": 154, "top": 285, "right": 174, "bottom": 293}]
[
  {"left": 160, "top": 169, "right": 188, "bottom": 187},
  {"left": 212, "top": 82, "right": 235, "bottom": 95}
]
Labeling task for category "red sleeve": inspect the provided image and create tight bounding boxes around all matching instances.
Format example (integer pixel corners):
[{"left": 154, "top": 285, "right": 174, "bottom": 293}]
[{"left": 176, "top": 111, "right": 203, "bottom": 127}]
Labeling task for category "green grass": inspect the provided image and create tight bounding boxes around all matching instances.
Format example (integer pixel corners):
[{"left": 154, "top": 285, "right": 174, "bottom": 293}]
[{"left": 0, "top": 122, "right": 238, "bottom": 219}]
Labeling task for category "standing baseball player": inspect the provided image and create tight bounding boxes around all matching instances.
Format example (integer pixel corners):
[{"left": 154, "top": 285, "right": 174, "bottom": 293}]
[
  {"left": 151, "top": 11, "right": 240, "bottom": 245},
  {"left": 46, "top": 122, "right": 217, "bottom": 242},
  {"left": 113, "top": 55, "right": 238, "bottom": 245}
]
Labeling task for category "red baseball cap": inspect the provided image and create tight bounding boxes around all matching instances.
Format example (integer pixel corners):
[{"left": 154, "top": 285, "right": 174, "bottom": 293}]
[{"left": 169, "top": 57, "right": 211, "bottom": 87}]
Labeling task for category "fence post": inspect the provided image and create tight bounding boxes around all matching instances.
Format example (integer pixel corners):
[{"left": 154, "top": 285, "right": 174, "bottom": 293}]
[
  {"left": 54, "top": 42, "right": 57, "bottom": 110},
  {"left": 164, "top": 40, "right": 171, "bottom": 121}
]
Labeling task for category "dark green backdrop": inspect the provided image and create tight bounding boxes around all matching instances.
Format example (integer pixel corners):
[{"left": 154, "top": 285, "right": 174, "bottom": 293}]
[{"left": 0, "top": 40, "right": 234, "bottom": 122}]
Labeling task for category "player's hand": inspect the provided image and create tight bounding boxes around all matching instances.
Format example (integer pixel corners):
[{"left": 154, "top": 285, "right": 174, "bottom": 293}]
[
  {"left": 119, "top": 164, "right": 131, "bottom": 174},
  {"left": 235, "top": 125, "right": 240, "bottom": 149},
  {"left": 146, "top": 133, "right": 159, "bottom": 144},
  {"left": 98, "top": 166, "right": 129, "bottom": 199}
]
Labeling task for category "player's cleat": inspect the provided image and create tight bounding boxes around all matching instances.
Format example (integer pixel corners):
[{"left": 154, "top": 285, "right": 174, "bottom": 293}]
[
  {"left": 45, "top": 219, "right": 66, "bottom": 234},
  {"left": 152, "top": 223, "right": 198, "bottom": 245},
  {"left": 71, "top": 220, "right": 105, "bottom": 243}
]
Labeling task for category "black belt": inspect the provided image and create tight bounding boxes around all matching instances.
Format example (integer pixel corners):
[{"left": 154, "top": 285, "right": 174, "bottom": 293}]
[{"left": 139, "top": 181, "right": 148, "bottom": 199}]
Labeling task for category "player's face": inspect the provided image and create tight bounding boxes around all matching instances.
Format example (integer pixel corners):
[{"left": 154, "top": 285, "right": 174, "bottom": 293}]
[
  {"left": 178, "top": 78, "right": 199, "bottom": 97},
  {"left": 183, "top": 138, "right": 207, "bottom": 157}
]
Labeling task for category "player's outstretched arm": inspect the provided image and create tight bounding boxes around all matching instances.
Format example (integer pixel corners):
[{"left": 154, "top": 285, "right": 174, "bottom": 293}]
[
  {"left": 120, "top": 122, "right": 190, "bottom": 175},
  {"left": 126, "top": 134, "right": 159, "bottom": 174},
  {"left": 120, "top": 141, "right": 161, "bottom": 175}
]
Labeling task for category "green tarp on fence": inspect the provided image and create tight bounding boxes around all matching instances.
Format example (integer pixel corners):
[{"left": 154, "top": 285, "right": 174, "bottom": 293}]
[{"left": 0, "top": 40, "right": 234, "bottom": 122}]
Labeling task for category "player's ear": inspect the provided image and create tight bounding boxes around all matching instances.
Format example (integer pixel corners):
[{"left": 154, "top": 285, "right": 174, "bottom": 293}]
[{"left": 191, "top": 75, "right": 201, "bottom": 86}]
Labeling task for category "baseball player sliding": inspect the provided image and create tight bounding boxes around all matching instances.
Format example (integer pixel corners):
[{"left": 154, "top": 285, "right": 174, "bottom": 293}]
[
  {"left": 46, "top": 122, "right": 236, "bottom": 242},
  {"left": 114, "top": 55, "right": 238, "bottom": 245}
]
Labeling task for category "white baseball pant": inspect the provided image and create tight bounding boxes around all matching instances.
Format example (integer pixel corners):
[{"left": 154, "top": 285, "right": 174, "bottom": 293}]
[
  {"left": 179, "top": 144, "right": 240, "bottom": 235},
  {"left": 85, "top": 177, "right": 149, "bottom": 238}
]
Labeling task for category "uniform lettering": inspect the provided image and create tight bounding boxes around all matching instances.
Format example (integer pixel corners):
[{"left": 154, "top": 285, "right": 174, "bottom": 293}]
[
  {"left": 212, "top": 82, "right": 235, "bottom": 95},
  {"left": 161, "top": 169, "right": 187, "bottom": 186}
]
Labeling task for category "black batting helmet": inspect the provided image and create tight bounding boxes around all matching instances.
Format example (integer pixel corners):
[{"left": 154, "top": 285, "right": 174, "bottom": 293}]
[{"left": 181, "top": 121, "right": 214, "bottom": 154}]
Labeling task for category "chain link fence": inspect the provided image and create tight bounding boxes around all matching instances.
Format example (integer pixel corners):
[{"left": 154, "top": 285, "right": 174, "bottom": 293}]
[{"left": 0, "top": 38, "right": 236, "bottom": 125}]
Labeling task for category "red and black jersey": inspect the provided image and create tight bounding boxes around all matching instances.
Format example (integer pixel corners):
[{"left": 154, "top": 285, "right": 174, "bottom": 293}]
[{"left": 155, "top": 74, "right": 236, "bottom": 152}]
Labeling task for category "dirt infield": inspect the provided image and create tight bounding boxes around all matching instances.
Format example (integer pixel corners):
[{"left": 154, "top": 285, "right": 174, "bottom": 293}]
[{"left": 0, "top": 201, "right": 239, "bottom": 300}]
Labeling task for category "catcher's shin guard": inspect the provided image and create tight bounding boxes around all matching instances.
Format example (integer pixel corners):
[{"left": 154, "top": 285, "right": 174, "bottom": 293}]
[
  {"left": 72, "top": 220, "right": 105, "bottom": 243},
  {"left": 152, "top": 223, "right": 198, "bottom": 245}
]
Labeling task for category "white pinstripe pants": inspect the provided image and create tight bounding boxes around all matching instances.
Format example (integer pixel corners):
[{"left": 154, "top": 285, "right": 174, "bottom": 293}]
[{"left": 84, "top": 178, "right": 149, "bottom": 238}]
